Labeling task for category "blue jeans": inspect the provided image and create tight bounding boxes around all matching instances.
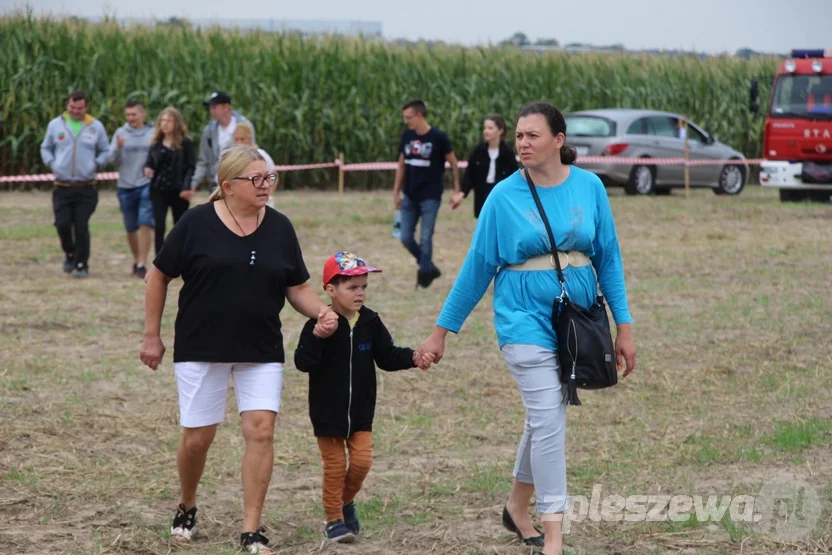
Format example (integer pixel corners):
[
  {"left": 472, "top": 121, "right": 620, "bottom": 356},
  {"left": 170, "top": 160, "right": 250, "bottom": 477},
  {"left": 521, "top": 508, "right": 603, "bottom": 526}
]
[
  {"left": 399, "top": 195, "right": 440, "bottom": 273},
  {"left": 116, "top": 184, "right": 154, "bottom": 233}
]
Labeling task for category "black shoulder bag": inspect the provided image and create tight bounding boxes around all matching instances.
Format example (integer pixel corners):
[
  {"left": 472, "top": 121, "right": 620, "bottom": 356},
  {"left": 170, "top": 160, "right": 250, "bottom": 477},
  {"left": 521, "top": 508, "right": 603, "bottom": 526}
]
[{"left": 524, "top": 168, "right": 618, "bottom": 406}]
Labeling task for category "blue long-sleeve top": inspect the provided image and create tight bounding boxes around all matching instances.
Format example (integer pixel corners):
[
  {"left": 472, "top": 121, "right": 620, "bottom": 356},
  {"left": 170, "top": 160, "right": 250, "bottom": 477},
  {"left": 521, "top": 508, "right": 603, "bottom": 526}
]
[{"left": 436, "top": 166, "right": 633, "bottom": 352}]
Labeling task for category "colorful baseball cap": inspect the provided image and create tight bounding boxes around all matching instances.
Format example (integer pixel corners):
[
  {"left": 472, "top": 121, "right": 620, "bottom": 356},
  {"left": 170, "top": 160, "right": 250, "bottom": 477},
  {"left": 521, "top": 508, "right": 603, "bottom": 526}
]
[{"left": 322, "top": 251, "right": 382, "bottom": 287}]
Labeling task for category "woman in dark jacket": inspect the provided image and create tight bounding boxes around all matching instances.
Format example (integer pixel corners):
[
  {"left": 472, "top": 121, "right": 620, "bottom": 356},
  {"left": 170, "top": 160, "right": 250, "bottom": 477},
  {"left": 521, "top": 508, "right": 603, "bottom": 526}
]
[
  {"left": 144, "top": 106, "right": 196, "bottom": 254},
  {"left": 452, "top": 114, "right": 519, "bottom": 218}
]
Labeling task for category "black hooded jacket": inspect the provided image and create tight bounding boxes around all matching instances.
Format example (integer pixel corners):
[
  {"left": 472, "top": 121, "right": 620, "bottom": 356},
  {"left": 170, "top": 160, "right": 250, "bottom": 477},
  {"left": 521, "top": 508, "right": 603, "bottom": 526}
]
[{"left": 294, "top": 306, "right": 415, "bottom": 438}]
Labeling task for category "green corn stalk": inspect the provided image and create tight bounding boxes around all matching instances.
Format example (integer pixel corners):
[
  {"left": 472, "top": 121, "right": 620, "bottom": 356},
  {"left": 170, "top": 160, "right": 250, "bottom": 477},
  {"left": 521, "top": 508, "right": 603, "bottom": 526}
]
[{"left": 0, "top": 11, "right": 778, "bottom": 188}]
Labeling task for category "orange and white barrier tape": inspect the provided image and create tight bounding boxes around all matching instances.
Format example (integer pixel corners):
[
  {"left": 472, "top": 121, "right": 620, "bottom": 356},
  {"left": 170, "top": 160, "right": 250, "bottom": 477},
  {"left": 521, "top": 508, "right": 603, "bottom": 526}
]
[
  {"left": 0, "top": 172, "right": 121, "bottom": 183},
  {"left": 274, "top": 161, "right": 341, "bottom": 171},
  {"left": 0, "top": 157, "right": 763, "bottom": 183},
  {"left": 575, "top": 156, "right": 764, "bottom": 165}
]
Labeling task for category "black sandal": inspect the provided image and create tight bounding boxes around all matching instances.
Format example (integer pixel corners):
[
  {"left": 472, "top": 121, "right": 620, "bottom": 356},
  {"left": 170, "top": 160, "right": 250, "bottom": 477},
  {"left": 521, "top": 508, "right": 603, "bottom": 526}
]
[{"left": 502, "top": 505, "right": 545, "bottom": 547}]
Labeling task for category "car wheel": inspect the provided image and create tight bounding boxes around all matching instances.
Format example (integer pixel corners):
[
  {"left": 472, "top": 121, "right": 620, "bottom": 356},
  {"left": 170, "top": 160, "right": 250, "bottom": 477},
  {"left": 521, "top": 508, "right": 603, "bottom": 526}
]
[
  {"left": 714, "top": 164, "right": 745, "bottom": 195},
  {"left": 625, "top": 164, "right": 655, "bottom": 195}
]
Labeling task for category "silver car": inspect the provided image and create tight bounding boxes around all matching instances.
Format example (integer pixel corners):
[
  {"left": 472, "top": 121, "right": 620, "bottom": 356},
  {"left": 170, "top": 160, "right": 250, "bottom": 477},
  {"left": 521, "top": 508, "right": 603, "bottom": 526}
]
[{"left": 564, "top": 109, "right": 748, "bottom": 195}]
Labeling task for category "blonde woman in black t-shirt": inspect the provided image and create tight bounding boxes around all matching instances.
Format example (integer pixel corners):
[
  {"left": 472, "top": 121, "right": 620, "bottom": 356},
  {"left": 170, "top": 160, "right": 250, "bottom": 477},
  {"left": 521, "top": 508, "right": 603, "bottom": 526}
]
[{"left": 140, "top": 145, "right": 339, "bottom": 554}]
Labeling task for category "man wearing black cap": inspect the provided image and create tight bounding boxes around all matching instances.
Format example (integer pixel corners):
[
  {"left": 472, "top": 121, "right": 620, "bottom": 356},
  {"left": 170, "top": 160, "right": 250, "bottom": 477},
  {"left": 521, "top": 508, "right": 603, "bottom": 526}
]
[{"left": 191, "top": 91, "right": 256, "bottom": 192}]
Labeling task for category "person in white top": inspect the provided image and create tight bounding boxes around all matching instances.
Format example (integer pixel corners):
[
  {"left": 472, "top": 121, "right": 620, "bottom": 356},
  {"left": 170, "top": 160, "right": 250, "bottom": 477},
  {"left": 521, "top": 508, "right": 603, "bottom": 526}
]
[
  {"left": 217, "top": 115, "right": 237, "bottom": 153},
  {"left": 217, "top": 122, "right": 277, "bottom": 207},
  {"left": 191, "top": 91, "right": 256, "bottom": 193},
  {"left": 453, "top": 114, "right": 519, "bottom": 218}
]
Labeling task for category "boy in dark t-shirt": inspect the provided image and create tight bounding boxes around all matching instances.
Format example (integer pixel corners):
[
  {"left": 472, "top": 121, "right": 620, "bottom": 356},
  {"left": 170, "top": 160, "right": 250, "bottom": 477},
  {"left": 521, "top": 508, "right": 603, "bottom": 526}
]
[{"left": 392, "top": 99, "right": 461, "bottom": 289}]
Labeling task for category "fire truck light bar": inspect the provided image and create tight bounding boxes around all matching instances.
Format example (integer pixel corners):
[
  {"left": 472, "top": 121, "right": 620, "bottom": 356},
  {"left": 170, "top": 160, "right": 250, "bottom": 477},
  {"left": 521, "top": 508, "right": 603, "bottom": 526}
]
[{"left": 790, "top": 49, "right": 832, "bottom": 59}]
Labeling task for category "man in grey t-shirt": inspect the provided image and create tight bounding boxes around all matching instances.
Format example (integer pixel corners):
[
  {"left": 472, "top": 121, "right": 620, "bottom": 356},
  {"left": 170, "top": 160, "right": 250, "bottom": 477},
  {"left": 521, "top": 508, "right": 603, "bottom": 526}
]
[{"left": 106, "top": 99, "right": 155, "bottom": 278}]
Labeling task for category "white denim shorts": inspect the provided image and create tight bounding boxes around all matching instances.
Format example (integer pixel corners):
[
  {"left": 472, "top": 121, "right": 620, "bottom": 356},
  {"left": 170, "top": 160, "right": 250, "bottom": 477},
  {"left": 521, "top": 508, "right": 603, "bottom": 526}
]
[{"left": 174, "top": 361, "right": 284, "bottom": 428}]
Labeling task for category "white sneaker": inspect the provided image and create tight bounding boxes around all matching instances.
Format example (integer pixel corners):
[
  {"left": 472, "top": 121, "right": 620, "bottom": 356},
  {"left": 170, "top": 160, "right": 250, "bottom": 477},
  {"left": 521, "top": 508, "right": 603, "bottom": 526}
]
[{"left": 170, "top": 503, "right": 197, "bottom": 541}]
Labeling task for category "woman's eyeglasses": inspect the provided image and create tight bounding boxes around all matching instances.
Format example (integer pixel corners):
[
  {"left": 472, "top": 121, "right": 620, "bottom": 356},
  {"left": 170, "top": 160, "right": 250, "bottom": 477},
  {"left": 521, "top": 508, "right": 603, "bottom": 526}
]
[{"left": 233, "top": 173, "right": 277, "bottom": 188}]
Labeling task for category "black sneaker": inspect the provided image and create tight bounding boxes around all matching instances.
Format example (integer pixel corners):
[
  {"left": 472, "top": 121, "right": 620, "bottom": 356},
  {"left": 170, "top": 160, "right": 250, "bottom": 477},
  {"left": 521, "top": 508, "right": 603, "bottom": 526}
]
[
  {"left": 416, "top": 265, "right": 442, "bottom": 289},
  {"left": 241, "top": 527, "right": 272, "bottom": 554},
  {"left": 72, "top": 264, "right": 89, "bottom": 279},
  {"left": 343, "top": 501, "right": 360, "bottom": 535},
  {"left": 429, "top": 265, "right": 442, "bottom": 282},
  {"left": 133, "top": 264, "right": 147, "bottom": 279},
  {"left": 171, "top": 503, "right": 197, "bottom": 541},
  {"left": 324, "top": 519, "right": 355, "bottom": 543},
  {"left": 63, "top": 256, "right": 74, "bottom": 273}
]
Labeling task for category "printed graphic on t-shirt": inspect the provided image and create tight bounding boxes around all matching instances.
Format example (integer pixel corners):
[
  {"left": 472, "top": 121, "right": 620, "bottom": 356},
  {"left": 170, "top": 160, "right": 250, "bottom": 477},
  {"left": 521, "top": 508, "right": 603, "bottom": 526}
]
[
  {"left": 398, "top": 128, "right": 452, "bottom": 201},
  {"left": 524, "top": 205, "right": 583, "bottom": 251},
  {"left": 562, "top": 206, "right": 583, "bottom": 251},
  {"left": 403, "top": 140, "right": 434, "bottom": 168}
]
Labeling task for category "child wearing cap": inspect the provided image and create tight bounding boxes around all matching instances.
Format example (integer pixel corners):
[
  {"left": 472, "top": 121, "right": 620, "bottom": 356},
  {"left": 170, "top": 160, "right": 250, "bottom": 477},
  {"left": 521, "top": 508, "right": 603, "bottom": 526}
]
[{"left": 294, "top": 251, "right": 434, "bottom": 544}]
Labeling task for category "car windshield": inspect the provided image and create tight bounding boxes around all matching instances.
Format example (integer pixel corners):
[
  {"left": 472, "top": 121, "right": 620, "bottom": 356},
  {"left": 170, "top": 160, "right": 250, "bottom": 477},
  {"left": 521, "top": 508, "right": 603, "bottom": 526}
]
[
  {"left": 565, "top": 116, "right": 615, "bottom": 137},
  {"left": 770, "top": 74, "right": 832, "bottom": 119}
]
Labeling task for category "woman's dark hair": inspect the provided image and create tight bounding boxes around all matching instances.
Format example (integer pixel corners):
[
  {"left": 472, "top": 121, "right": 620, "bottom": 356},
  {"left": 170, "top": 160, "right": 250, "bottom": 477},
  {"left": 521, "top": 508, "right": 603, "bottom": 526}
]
[
  {"left": 485, "top": 114, "right": 508, "bottom": 138},
  {"left": 517, "top": 102, "right": 577, "bottom": 165}
]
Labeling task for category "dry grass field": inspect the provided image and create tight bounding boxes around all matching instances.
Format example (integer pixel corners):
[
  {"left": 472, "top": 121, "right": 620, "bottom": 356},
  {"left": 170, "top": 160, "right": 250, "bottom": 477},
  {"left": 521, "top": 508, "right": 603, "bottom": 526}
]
[{"left": 1, "top": 184, "right": 830, "bottom": 554}]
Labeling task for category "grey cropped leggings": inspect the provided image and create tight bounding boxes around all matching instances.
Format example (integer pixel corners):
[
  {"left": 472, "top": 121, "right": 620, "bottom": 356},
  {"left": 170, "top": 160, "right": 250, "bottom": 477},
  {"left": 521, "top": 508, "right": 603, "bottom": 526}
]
[{"left": 501, "top": 344, "right": 570, "bottom": 514}]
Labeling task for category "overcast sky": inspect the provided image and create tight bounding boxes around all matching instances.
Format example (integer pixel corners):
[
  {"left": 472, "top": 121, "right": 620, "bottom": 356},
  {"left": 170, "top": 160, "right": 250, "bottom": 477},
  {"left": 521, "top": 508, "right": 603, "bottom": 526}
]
[{"left": 7, "top": 0, "right": 831, "bottom": 54}]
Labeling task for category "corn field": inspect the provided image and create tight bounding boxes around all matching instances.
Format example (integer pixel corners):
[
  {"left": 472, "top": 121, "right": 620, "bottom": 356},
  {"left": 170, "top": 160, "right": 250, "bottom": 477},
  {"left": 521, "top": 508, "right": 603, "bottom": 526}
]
[{"left": 1, "top": 12, "right": 779, "bottom": 188}]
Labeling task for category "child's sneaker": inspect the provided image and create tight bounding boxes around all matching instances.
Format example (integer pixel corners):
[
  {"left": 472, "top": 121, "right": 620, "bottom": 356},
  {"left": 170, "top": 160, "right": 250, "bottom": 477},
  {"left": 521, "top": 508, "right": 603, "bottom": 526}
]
[
  {"left": 241, "top": 528, "right": 273, "bottom": 554},
  {"left": 324, "top": 519, "right": 356, "bottom": 543},
  {"left": 343, "top": 501, "right": 360, "bottom": 535},
  {"left": 170, "top": 503, "right": 197, "bottom": 541}
]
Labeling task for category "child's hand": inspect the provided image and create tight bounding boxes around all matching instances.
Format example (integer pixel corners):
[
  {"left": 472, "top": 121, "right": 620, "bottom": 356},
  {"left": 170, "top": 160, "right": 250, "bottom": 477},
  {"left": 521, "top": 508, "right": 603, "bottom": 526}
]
[{"left": 413, "top": 350, "right": 435, "bottom": 370}]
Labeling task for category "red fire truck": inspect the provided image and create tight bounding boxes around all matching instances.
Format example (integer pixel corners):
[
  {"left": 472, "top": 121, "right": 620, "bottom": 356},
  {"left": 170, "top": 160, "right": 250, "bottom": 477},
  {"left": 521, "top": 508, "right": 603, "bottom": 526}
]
[{"left": 750, "top": 49, "right": 832, "bottom": 202}]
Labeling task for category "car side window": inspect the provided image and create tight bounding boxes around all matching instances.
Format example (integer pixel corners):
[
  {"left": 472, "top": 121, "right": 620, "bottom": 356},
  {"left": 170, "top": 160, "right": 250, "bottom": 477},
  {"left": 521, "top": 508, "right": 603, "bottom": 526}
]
[
  {"left": 646, "top": 117, "right": 678, "bottom": 138},
  {"left": 626, "top": 118, "right": 647, "bottom": 135},
  {"left": 685, "top": 125, "right": 707, "bottom": 143}
]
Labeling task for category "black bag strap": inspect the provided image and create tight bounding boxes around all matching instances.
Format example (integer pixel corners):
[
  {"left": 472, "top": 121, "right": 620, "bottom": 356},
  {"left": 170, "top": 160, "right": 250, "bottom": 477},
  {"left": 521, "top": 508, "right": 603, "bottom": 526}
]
[{"left": 524, "top": 167, "right": 567, "bottom": 289}]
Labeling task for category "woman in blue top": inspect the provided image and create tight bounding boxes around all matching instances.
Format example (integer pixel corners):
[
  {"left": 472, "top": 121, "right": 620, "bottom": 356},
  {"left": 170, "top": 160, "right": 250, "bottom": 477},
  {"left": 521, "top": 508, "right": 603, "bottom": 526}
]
[{"left": 416, "top": 102, "right": 637, "bottom": 555}]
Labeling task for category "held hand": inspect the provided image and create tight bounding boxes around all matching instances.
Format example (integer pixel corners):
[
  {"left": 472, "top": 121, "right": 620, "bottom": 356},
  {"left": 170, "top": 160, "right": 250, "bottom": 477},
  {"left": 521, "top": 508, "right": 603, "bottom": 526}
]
[
  {"left": 116, "top": 135, "right": 127, "bottom": 149},
  {"left": 615, "top": 326, "right": 636, "bottom": 378},
  {"left": 413, "top": 350, "right": 436, "bottom": 370},
  {"left": 140, "top": 335, "right": 166, "bottom": 371},
  {"left": 313, "top": 307, "right": 338, "bottom": 338},
  {"left": 179, "top": 189, "right": 194, "bottom": 201},
  {"left": 450, "top": 191, "right": 464, "bottom": 210},
  {"left": 144, "top": 167, "right": 154, "bottom": 179},
  {"left": 415, "top": 329, "right": 446, "bottom": 365}
]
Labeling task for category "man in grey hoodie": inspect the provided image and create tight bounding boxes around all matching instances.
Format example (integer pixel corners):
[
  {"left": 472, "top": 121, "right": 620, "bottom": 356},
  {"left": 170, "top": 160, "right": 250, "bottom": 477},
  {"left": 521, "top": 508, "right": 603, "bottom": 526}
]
[
  {"left": 106, "top": 99, "right": 155, "bottom": 279},
  {"left": 40, "top": 90, "right": 110, "bottom": 278},
  {"left": 191, "top": 91, "right": 255, "bottom": 192}
]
